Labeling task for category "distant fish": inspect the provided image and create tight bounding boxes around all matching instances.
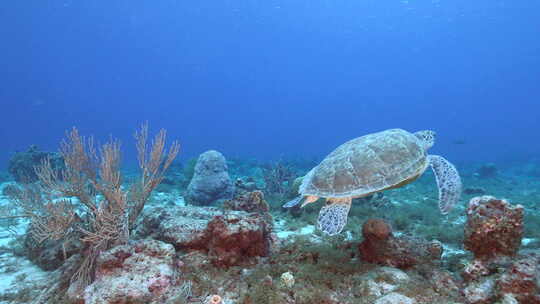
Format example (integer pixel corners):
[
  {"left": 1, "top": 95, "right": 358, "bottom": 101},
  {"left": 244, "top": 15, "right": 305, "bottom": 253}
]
[{"left": 452, "top": 139, "right": 466, "bottom": 145}]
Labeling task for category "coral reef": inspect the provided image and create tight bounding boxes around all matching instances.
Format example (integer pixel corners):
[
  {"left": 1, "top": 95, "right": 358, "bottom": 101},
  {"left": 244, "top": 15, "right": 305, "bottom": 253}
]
[
  {"left": 358, "top": 218, "right": 442, "bottom": 269},
  {"left": 4, "top": 124, "right": 179, "bottom": 295},
  {"left": 464, "top": 196, "right": 524, "bottom": 261},
  {"left": 7, "top": 145, "right": 64, "bottom": 183},
  {"left": 205, "top": 212, "right": 274, "bottom": 267},
  {"left": 461, "top": 256, "right": 540, "bottom": 304},
  {"left": 186, "top": 150, "right": 235, "bottom": 206},
  {"left": 23, "top": 230, "right": 82, "bottom": 271},
  {"left": 462, "top": 277, "right": 496, "bottom": 304},
  {"left": 361, "top": 218, "right": 392, "bottom": 241},
  {"left": 137, "top": 193, "right": 275, "bottom": 267},
  {"left": 137, "top": 205, "right": 221, "bottom": 250},
  {"left": 460, "top": 196, "right": 540, "bottom": 303},
  {"left": 222, "top": 190, "right": 269, "bottom": 213},
  {"left": 76, "top": 239, "right": 176, "bottom": 304},
  {"left": 497, "top": 257, "right": 540, "bottom": 303},
  {"left": 4, "top": 154, "right": 540, "bottom": 303}
]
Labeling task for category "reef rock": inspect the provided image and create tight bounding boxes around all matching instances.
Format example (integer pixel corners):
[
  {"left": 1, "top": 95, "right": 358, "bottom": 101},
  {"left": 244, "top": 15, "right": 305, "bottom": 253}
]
[
  {"left": 24, "top": 230, "right": 82, "bottom": 271},
  {"left": 464, "top": 196, "right": 524, "bottom": 261},
  {"left": 497, "top": 257, "right": 540, "bottom": 303},
  {"left": 374, "top": 292, "right": 416, "bottom": 304},
  {"left": 429, "top": 270, "right": 461, "bottom": 298},
  {"left": 461, "top": 256, "right": 540, "bottom": 303},
  {"left": 206, "top": 212, "right": 273, "bottom": 267},
  {"left": 137, "top": 205, "right": 221, "bottom": 249},
  {"left": 460, "top": 196, "right": 540, "bottom": 303},
  {"left": 186, "top": 150, "right": 234, "bottom": 206},
  {"left": 463, "top": 277, "right": 496, "bottom": 304},
  {"left": 358, "top": 218, "right": 442, "bottom": 269},
  {"left": 82, "top": 239, "right": 175, "bottom": 304},
  {"left": 222, "top": 190, "right": 270, "bottom": 213},
  {"left": 462, "top": 259, "right": 492, "bottom": 283},
  {"left": 137, "top": 199, "right": 275, "bottom": 267},
  {"left": 8, "top": 145, "right": 64, "bottom": 183},
  {"left": 355, "top": 267, "right": 410, "bottom": 298},
  {"left": 361, "top": 218, "right": 393, "bottom": 241}
]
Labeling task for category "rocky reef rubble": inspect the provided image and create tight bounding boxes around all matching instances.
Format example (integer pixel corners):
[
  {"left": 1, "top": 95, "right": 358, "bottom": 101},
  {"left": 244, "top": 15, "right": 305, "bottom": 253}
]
[
  {"left": 7, "top": 145, "right": 64, "bottom": 183},
  {"left": 464, "top": 195, "right": 524, "bottom": 261},
  {"left": 137, "top": 190, "right": 276, "bottom": 267},
  {"left": 71, "top": 239, "right": 176, "bottom": 304},
  {"left": 4, "top": 188, "right": 540, "bottom": 303},
  {"left": 461, "top": 196, "right": 539, "bottom": 304},
  {"left": 358, "top": 218, "right": 443, "bottom": 270},
  {"left": 355, "top": 195, "right": 540, "bottom": 303}
]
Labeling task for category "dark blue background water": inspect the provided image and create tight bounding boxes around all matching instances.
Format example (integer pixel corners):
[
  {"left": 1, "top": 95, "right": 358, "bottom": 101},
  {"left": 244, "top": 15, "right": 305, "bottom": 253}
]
[{"left": 2, "top": 1, "right": 539, "bottom": 169}]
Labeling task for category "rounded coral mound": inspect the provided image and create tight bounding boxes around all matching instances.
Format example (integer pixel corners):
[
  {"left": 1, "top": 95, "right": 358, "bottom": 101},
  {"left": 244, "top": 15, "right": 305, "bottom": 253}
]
[
  {"left": 362, "top": 218, "right": 393, "bottom": 241},
  {"left": 359, "top": 218, "right": 442, "bottom": 269}
]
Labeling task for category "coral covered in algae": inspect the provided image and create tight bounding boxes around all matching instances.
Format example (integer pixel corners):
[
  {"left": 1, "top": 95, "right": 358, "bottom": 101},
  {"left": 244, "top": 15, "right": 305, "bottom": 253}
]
[
  {"left": 358, "top": 218, "right": 443, "bottom": 270},
  {"left": 77, "top": 240, "right": 176, "bottom": 304},
  {"left": 2, "top": 155, "right": 540, "bottom": 303},
  {"left": 464, "top": 195, "right": 524, "bottom": 260},
  {"left": 7, "top": 145, "right": 64, "bottom": 183},
  {"left": 460, "top": 196, "right": 539, "bottom": 303}
]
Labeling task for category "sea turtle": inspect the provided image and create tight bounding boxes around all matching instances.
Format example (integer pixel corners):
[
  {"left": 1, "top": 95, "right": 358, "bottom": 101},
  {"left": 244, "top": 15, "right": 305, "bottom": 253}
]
[{"left": 283, "top": 128, "right": 462, "bottom": 236}]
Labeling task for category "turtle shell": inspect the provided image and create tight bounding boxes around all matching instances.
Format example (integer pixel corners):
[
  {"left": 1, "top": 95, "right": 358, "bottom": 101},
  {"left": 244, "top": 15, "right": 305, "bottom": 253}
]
[{"left": 300, "top": 129, "right": 428, "bottom": 198}]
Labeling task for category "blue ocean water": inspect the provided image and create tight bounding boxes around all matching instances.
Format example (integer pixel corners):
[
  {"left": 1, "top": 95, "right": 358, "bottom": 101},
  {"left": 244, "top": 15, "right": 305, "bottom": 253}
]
[{"left": 1, "top": 0, "right": 539, "bottom": 168}]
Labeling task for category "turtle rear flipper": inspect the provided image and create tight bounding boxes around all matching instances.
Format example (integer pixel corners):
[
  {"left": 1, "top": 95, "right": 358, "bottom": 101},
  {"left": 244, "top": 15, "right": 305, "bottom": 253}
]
[
  {"left": 428, "top": 155, "right": 462, "bottom": 214},
  {"left": 283, "top": 196, "right": 303, "bottom": 208},
  {"left": 317, "top": 199, "right": 352, "bottom": 235}
]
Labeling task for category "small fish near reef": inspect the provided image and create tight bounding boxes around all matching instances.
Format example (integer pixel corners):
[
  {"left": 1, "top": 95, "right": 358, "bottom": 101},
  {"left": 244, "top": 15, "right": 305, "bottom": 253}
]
[{"left": 283, "top": 128, "right": 462, "bottom": 235}]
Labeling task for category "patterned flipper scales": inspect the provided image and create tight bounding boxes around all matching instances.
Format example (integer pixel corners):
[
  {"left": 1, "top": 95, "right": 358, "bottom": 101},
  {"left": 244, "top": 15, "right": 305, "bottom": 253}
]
[
  {"left": 428, "top": 155, "right": 462, "bottom": 214},
  {"left": 317, "top": 199, "right": 352, "bottom": 236}
]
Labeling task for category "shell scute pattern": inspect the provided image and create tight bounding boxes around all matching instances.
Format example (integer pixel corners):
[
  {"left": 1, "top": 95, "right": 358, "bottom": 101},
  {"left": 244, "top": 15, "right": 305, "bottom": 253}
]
[
  {"left": 287, "top": 128, "right": 462, "bottom": 236},
  {"left": 301, "top": 129, "right": 427, "bottom": 198}
]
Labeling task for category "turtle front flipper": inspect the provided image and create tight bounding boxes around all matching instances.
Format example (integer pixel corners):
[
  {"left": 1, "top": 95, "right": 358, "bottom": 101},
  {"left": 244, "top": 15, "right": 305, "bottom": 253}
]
[
  {"left": 428, "top": 155, "right": 462, "bottom": 214},
  {"left": 317, "top": 198, "right": 352, "bottom": 235}
]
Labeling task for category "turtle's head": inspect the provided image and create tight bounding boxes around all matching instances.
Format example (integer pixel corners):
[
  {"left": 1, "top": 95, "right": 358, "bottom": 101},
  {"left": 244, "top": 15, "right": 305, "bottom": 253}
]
[{"left": 414, "top": 130, "right": 436, "bottom": 151}]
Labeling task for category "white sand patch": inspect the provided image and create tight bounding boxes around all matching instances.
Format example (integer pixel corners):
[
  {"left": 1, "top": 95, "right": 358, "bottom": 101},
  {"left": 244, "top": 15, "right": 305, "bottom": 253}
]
[
  {"left": 442, "top": 243, "right": 466, "bottom": 259},
  {"left": 275, "top": 218, "right": 316, "bottom": 239},
  {"left": 152, "top": 192, "right": 186, "bottom": 206},
  {"left": 0, "top": 251, "right": 49, "bottom": 296},
  {"left": 522, "top": 238, "right": 536, "bottom": 246},
  {"left": 174, "top": 196, "right": 186, "bottom": 206}
]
